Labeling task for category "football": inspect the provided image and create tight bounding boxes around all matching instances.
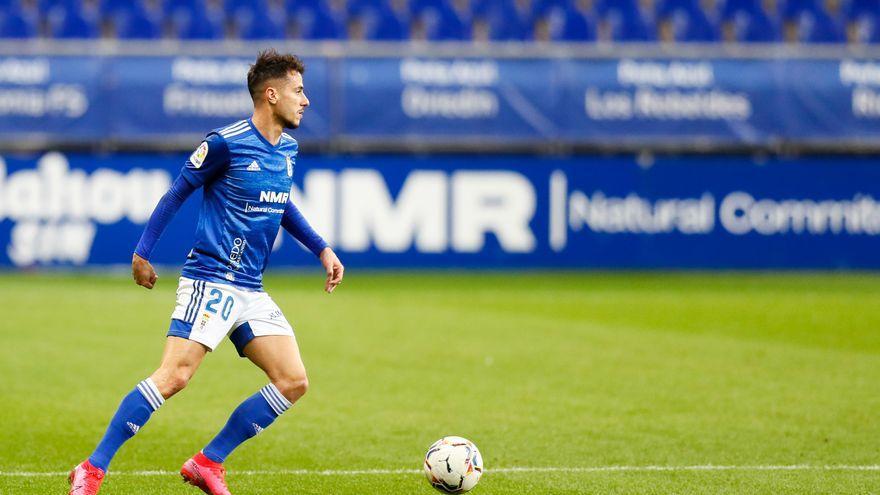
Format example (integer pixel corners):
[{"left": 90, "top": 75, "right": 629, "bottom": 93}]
[{"left": 423, "top": 436, "right": 484, "bottom": 493}]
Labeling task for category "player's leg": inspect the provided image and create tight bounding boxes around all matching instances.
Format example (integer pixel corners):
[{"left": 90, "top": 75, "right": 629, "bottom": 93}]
[
  {"left": 195, "top": 287, "right": 304, "bottom": 466},
  {"left": 89, "top": 337, "right": 208, "bottom": 471},
  {"left": 70, "top": 336, "right": 208, "bottom": 494},
  {"left": 199, "top": 335, "right": 306, "bottom": 464}
]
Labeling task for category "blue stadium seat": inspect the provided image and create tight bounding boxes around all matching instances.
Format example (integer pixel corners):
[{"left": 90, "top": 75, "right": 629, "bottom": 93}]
[
  {"left": 48, "top": 3, "right": 101, "bottom": 38},
  {"left": 850, "top": 10, "right": 880, "bottom": 41},
  {"left": 533, "top": 0, "right": 571, "bottom": 18},
  {"left": 410, "top": 0, "right": 445, "bottom": 16},
  {"left": 358, "top": 4, "right": 409, "bottom": 39},
  {"left": 285, "top": 0, "right": 322, "bottom": 15},
  {"left": 347, "top": 0, "right": 384, "bottom": 16},
  {"left": 475, "top": 0, "right": 533, "bottom": 39},
  {"left": 164, "top": 0, "right": 203, "bottom": 23},
  {"left": 794, "top": 8, "right": 845, "bottom": 40},
  {"left": 600, "top": 0, "right": 658, "bottom": 40},
  {"left": 661, "top": 2, "right": 720, "bottom": 40},
  {"left": 720, "top": 0, "right": 763, "bottom": 17},
  {"left": 174, "top": 3, "right": 225, "bottom": 39},
  {"left": 241, "top": 16, "right": 286, "bottom": 38},
  {"left": 545, "top": 4, "right": 596, "bottom": 40},
  {"left": 0, "top": 5, "right": 38, "bottom": 38},
  {"left": 726, "top": 8, "right": 781, "bottom": 40},
  {"left": 846, "top": 0, "right": 880, "bottom": 16},
  {"left": 657, "top": 0, "right": 700, "bottom": 16},
  {"left": 291, "top": 3, "right": 345, "bottom": 38},
  {"left": 780, "top": 0, "right": 822, "bottom": 18},
  {"left": 415, "top": 3, "right": 470, "bottom": 39},
  {"left": 100, "top": 0, "right": 137, "bottom": 16},
  {"left": 115, "top": 3, "right": 163, "bottom": 38},
  {"left": 224, "top": 0, "right": 267, "bottom": 18}
]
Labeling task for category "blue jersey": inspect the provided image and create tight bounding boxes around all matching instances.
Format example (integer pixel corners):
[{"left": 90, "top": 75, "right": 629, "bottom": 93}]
[{"left": 179, "top": 119, "right": 299, "bottom": 290}]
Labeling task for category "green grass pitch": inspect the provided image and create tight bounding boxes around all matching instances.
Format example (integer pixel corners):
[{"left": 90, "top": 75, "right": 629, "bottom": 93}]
[{"left": 1, "top": 271, "right": 879, "bottom": 494}]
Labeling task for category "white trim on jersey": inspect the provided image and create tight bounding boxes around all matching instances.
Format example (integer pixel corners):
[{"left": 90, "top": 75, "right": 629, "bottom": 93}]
[
  {"left": 218, "top": 120, "right": 248, "bottom": 136},
  {"left": 222, "top": 125, "right": 252, "bottom": 139},
  {"left": 281, "top": 133, "right": 294, "bottom": 141}
]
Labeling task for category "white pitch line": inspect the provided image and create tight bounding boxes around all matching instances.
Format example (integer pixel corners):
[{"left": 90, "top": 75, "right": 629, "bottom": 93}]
[{"left": 2, "top": 465, "right": 879, "bottom": 477}]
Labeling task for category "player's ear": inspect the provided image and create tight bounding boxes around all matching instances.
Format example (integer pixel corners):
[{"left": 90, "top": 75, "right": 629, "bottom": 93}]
[{"left": 266, "top": 86, "right": 278, "bottom": 105}]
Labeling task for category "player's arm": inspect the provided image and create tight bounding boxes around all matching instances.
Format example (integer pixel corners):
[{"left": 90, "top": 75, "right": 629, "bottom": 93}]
[
  {"left": 281, "top": 200, "right": 344, "bottom": 293},
  {"left": 132, "top": 134, "right": 229, "bottom": 289},
  {"left": 132, "top": 176, "right": 197, "bottom": 288}
]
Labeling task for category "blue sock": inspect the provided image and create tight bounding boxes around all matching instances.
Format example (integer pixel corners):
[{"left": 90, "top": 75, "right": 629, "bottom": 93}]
[
  {"left": 202, "top": 384, "right": 292, "bottom": 463},
  {"left": 89, "top": 378, "right": 164, "bottom": 472}
]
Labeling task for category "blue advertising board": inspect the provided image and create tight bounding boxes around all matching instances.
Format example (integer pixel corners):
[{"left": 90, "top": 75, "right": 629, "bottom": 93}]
[
  {"left": 1, "top": 54, "right": 880, "bottom": 146},
  {"left": 1, "top": 151, "right": 878, "bottom": 269}
]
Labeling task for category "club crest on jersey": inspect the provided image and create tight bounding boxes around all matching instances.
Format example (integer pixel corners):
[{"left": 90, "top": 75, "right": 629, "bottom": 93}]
[
  {"left": 190, "top": 141, "right": 209, "bottom": 169},
  {"left": 286, "top": 155, "right": 293, "bottom": 177}
]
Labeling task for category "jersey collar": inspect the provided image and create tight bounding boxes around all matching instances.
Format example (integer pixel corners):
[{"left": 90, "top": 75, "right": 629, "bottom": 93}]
[{"left": 248, "top": 118, "right": 285, "bottom": 151}]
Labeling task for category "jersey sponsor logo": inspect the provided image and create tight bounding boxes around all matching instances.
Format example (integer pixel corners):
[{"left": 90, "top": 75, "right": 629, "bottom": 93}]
[
  {"left": 190, "top": 141, "right": 208, "bottom": 169},
  {"left": 286, "top": 155, "right": 293, "bottom": 177},
  {"left": 247, "top": 160, "right": 261, "bottom": 172},
  {"left": 259, "top": 191, "right": 290, "bottom": 204},
  {"left": 228, "top": 237, "right": 246, "bottom": 270}
]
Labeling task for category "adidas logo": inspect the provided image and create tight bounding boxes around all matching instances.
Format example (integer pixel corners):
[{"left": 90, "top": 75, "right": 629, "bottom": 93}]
[
  {"left": 127, "top": 422, "right": 140, "bottom": 435},
  {"left": 253, "top": 423, "right": 263, "bottom": 435},
  {"left": 247, "top": 161, "right": 261, "bottom": 171}
]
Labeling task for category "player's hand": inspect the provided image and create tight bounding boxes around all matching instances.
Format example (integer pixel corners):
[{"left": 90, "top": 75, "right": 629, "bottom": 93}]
[
  {"left": 132, "top": 253, "right": 158, "bottom": 289},
  {"left": 319, "top": 247, "right": 344, "bottom": 294}
]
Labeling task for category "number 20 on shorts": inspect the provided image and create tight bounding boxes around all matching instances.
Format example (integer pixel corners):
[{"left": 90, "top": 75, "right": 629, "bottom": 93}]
[{"left": 205, "top": 288, "right": 234, "bottom": 320}]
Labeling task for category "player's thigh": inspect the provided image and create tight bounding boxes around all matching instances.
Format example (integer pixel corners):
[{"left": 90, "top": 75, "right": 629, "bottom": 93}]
[
  {"left": 243, "top": 335, "right": 307, "bottom": 385},
  {"left": 151, "top": 336, "right": 209, "bottom": 397}
]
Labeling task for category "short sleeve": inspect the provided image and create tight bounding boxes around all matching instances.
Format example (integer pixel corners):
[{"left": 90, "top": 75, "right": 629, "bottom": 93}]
[{"left": 180, "top": 133, "right": 230, "bottom": 187}]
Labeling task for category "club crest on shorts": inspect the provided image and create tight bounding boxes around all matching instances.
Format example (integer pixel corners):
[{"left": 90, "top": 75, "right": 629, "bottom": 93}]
[
  {"left": 198, "top": 312, "right": 211, "bottom": 332},
  {"left": 286, "top": 155, "right": 293, "bottom": 177},
  {"left": 190, "top": 141, "right": 209, "bottom": 169}
]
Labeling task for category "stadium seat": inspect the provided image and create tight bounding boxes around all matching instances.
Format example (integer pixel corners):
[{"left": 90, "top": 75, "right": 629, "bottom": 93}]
[
  {"left": 237, "top": 5, "right": 286, "bottom": 39},
  {"left": 291, "top": 3, "right": 345, "bottom": 38},
  {"left": 357, "top": 5, "right": 409, "bottom": 39},
  {"left": 720, "top": 0, "right": 764, "bottom": 17},
  {"left": 0, "top": 5, "right": 39, "bottom": 38},
  {"left": 848, "top": 10, "right": 880, "bottom": 40},
  {"left": 794, "top": 7, "right": 845, "bottom": 40},
  {"left": 115, "top": 2, "right": 163, "bottom": 38},
  {"left": 599, "top": 0, "right": 658, "bottom": 40},
  {"left": 780, "top": 0, "right": 822, "bottom": 18},
  {"left": 656, "top": 0, "right": 700, "bottom": 16},
  {"left": 48, "top": 2, "right": 101, "bottom": 38},
  {"left": 847, "top": 0, "right": 880, "bottom": 16},
  {"left": 414, "top": 2, "right": 470, "bottom": 40},
  {"left": 724, "top": 8, "right": 781, "bottom": 40},
  {"left": 659, "top": 2, "right": 720, "bottom": 40},
  {"left": 347, "top": 0, "right": 384, "bottom": 16},
  {"left": 174, "top": 2, "right": 225, "bottom": 39},
  {"left": 551, "top": 6, "right": 596, "bottom": 39}
]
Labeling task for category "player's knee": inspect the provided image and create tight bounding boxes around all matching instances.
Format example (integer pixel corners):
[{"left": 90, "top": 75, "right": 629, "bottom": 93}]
[
  {"left": 153, "top": 367, "right": 195, "bottom": 398},
  {"left": 273, "top": 374, "right": 308, "bottom": 403}
]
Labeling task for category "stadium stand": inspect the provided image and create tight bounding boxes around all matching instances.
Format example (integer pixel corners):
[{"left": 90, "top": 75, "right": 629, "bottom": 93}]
[{"left": 0, "top": 0, "right": 876, "bottom": 41}]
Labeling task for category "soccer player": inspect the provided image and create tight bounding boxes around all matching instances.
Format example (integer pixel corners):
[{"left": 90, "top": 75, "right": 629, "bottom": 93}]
[{"left": 68, "top": 49, "right": 344, "bottom": 495}]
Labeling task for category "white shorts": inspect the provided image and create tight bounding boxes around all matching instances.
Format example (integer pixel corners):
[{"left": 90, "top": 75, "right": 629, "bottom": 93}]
[{"left": 168, "top": 277, "right": 294, "bottom": 356}]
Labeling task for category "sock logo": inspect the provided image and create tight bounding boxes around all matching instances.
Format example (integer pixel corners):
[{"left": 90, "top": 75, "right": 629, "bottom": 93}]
[
  {"left": 252, "top": 423, "right": 263, "bottom": 435},
  {"left": 127, "top": 422, "right": 140, "bottom": 435}
]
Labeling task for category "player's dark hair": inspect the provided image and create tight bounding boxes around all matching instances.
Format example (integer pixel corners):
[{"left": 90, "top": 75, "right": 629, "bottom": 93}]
[{"left": 247, "top": 49, "right": 306, "bottom": 100}]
